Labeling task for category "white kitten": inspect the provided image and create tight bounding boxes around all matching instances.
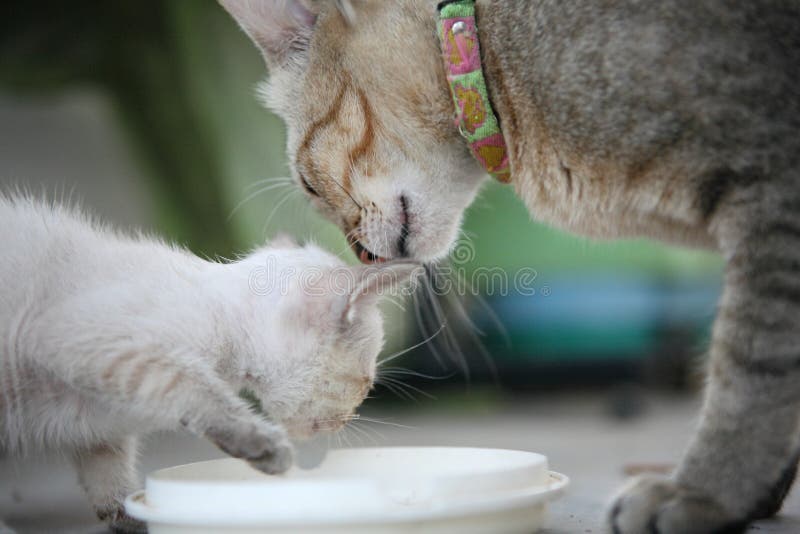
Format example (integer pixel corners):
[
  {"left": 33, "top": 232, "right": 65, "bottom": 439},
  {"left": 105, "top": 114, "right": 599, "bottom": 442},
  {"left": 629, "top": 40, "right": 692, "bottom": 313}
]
[{"left": 0, "top": 196, "right": 416, "bottom": 532}]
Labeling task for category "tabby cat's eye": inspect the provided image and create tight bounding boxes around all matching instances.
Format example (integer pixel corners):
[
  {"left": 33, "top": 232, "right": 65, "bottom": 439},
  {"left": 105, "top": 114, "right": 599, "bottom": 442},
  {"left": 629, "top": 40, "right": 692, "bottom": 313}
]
[{"left": 300, "top": 174, "right": 320, "bottom": 197}]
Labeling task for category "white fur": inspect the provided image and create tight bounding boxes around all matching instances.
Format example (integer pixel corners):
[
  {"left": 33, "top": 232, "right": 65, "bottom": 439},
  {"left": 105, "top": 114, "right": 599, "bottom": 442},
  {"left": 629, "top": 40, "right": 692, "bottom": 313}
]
[{"left": 0, "top": 196, "right": 412, "bottom": 528}]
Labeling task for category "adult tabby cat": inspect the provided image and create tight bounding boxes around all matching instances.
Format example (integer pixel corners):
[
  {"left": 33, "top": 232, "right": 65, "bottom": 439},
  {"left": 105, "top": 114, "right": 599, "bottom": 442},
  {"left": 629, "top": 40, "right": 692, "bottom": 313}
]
[
  {"left": 0, "top": 196, "right": 414, "bottom": 532},
  {"left": 220, "top": 0, "right": 800, "bottom": 532}
]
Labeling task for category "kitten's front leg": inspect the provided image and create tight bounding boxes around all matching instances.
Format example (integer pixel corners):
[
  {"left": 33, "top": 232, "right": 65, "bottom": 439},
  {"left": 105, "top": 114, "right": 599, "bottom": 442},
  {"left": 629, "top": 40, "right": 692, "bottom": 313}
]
[
  {"left": 37, "top": 344, "right": 294, "bottom": 476},
  {"left": 201, "top": 417, "right": 293, "bottom": 475},
  {"left": 73, "top": 437, "right": 146, "bottom": 533},
  {"left": 166, "top": 374, "right": 293, "bottom": 476},
  {"left": 153, "top": 375, "right": 294, "bottom": 475}
]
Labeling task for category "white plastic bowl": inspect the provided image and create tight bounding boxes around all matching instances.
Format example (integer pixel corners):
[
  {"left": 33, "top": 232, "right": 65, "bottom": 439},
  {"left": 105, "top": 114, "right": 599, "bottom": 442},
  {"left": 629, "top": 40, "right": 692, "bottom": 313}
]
[{"left": 125, "top": 447, "right": 568, "bottom": 534}]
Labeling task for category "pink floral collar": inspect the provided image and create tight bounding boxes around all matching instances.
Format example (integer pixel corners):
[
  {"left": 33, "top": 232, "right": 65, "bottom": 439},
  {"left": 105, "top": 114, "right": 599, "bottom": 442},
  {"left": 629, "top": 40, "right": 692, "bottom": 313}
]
[{"left": 438, "top": 0, "right": 511, "bottom": 183}]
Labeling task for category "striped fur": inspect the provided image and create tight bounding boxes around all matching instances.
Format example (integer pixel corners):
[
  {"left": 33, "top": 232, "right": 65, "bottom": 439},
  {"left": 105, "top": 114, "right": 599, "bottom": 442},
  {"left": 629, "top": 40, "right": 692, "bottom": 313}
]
[
  {"left": 0, "top": 196, "right": 411, "bottom": 531},
  {"left": 222, "top": 1, "right": 800, "bottom": 532}
]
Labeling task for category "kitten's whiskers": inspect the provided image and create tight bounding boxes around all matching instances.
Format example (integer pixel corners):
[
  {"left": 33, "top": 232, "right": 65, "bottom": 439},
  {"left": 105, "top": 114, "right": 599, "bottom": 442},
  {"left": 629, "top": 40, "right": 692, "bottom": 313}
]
[
  {"left": 376, "top": 376, "right": 436, "bottom": 401},
  {"left": 378, "top": 323, "right": 445, "bottom": 367}
]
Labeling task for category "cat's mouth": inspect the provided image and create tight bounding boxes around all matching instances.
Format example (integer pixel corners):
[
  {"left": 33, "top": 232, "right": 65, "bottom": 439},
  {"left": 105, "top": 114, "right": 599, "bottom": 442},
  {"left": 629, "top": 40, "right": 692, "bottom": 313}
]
[
  {"left": 351, "top": 240, "right": 388, "bottom": 265},
  {"left": 350, "top": 195, "right": 411, "bottom": 265}
]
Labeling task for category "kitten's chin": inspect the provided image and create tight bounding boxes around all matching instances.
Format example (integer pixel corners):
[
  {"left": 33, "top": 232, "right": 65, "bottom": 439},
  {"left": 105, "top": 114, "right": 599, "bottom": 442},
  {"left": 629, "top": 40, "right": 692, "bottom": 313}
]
[
  {"left": 285, "top": 426, "right": 314, "bottom": 441},
  {"left": 284, "top": 419, "right": 346, "bottom": 441}
]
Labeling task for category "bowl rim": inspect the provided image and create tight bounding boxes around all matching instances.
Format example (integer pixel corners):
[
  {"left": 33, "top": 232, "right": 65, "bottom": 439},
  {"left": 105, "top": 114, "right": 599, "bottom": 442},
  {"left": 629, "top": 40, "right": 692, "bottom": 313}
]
[
  {"left": 125, "top": 471, "right": 569, "bottom": 527},
  {"left": 146, "top": 447, "right": 549, "bottom": 488},
  {"left": 126, "top": 447, "right": 567, "bottom": 527}
]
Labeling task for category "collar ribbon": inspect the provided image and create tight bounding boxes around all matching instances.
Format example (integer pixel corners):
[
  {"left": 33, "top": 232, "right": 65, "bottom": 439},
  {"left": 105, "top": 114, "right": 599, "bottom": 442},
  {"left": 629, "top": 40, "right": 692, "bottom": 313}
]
[{"left": 437, "top": 0, "right": 511, "bottom": 183}]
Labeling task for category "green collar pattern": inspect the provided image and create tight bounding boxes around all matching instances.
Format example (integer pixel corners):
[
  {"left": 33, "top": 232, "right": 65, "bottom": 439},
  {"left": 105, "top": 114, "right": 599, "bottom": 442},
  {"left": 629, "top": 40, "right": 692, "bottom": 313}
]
[{"left": 437, "top": 0, "right": 511, "bottom": 183}]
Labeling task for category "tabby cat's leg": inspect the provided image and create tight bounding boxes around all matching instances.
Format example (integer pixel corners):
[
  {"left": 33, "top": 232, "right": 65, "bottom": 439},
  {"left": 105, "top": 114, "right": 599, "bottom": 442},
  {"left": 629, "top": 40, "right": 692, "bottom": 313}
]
[
  {"left": 610, "top": 183, "right": 800, "bottom": 533},
  {"left": 0, "top": 457, "right": 11, "bottom": 534},
  {"left": 72, "top": 437, "right": 145, "bottom": 533}
]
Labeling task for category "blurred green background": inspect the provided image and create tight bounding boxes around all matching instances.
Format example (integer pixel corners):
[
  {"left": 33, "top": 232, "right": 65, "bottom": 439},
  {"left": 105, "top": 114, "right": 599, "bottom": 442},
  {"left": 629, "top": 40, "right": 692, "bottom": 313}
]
[{"left": 0, "top": 0, "right": 724, "bottom": 396}]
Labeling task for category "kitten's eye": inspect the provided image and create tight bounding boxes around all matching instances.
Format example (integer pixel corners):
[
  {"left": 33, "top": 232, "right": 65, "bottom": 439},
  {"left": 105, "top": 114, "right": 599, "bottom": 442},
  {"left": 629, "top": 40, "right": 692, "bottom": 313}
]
[{"left": 300, "top": 174, "right": 320, "bottom": 197}]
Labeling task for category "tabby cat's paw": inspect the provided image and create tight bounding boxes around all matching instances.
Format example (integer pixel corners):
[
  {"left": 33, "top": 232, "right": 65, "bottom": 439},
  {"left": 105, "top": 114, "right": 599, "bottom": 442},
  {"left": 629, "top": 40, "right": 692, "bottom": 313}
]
[
  {"left": 206, "top": 420, "right": 293, "bottom": 475},
  {"left": 608, "top": 475, "right": 745, "bottom": 534}
]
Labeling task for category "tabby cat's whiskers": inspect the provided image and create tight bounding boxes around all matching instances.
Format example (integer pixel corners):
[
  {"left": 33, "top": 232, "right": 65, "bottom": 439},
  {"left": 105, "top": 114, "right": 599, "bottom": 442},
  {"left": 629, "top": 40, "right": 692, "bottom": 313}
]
[
  {"left": 263, "top": 189, "right": 302, "bottom": 234},
  {"left": 228, "top": 179, "right": 294, "bottom": 221}
]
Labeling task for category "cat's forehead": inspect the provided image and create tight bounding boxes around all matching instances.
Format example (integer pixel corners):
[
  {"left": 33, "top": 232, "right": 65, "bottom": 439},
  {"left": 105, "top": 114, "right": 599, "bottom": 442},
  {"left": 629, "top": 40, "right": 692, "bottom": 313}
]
[{"left": 266, "top": 1, "right": 442, "bottom": 108}]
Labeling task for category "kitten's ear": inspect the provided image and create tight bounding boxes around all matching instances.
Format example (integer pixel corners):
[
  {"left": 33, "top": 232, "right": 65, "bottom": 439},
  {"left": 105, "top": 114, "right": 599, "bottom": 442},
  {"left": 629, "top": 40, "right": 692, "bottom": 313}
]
[
  {"left": 342, "top": 263, "right": 422, "bottom": 323},
  {"left": 218, "top": 0, "right": 319, "bottom": 66}
]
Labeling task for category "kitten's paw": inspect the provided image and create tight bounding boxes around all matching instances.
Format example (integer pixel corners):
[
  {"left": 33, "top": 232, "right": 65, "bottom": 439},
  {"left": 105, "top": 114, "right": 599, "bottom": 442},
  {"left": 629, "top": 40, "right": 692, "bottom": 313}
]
[
  {"left": 0, "top": 519, "right": 17, "bottom": 534},
  {"left": 247, "top": 436, "right": 293, "bottom": 475},
  {"left": 206, "top": 421, "right": 294, "bottom": 475},
  {"left": 608, "top": 475, "right": 745, "bottom": 534}
]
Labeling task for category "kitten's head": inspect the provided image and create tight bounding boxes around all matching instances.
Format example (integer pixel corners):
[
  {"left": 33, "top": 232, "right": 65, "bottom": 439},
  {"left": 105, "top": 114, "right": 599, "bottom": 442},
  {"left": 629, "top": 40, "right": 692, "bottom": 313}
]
[
  {"left": 231, "top": 237, "right": 418, "bottom": 439},
  {"left": 220, "top": 0, "right": 486, "bottom": 264}
]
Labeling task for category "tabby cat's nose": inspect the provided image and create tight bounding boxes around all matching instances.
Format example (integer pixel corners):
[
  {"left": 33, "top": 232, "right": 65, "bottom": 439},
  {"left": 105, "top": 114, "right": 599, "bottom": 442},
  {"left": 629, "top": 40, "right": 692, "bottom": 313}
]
[{"left": 398, "top": 195, "right": 410, "bottom": 258}]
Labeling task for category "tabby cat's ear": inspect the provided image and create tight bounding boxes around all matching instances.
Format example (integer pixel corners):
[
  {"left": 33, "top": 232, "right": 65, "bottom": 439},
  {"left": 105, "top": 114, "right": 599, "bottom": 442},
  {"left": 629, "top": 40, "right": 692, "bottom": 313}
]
[{"left": 218, "top": 0, "right": 319, "bottom": 66}]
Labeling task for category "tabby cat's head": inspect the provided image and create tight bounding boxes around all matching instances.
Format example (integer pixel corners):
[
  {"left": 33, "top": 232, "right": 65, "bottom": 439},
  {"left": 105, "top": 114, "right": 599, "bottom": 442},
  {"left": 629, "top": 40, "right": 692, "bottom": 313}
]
[{"left": 220, "top": 0, "right": 486, "bottom": 263}]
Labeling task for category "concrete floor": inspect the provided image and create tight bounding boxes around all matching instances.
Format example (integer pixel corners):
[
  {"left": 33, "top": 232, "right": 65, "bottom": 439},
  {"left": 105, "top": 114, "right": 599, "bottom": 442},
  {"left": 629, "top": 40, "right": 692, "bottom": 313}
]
[{"left": 2, "top": 392, "right": 799, "bottom": 533}]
